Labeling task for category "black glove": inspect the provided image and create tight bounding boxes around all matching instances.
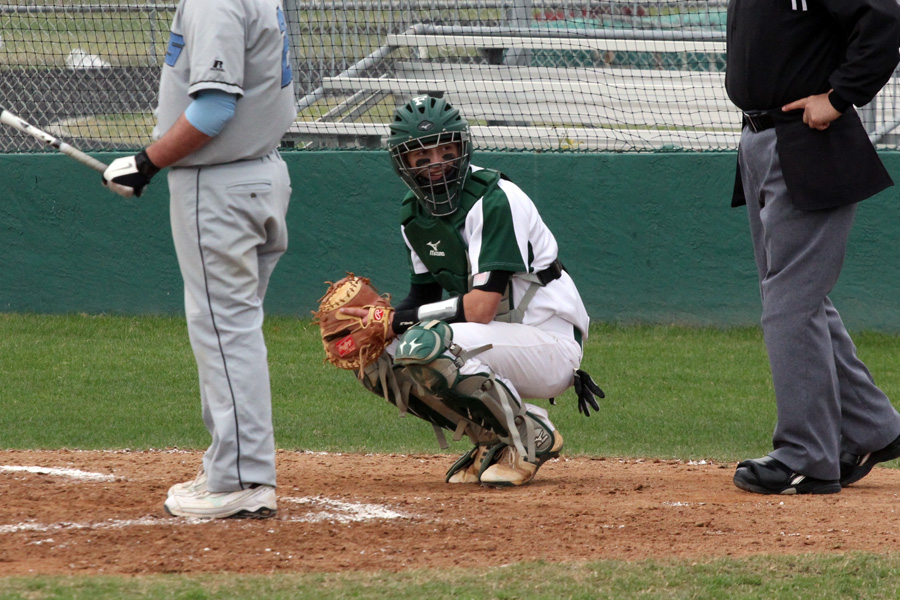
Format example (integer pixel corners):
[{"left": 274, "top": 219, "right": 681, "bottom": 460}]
[
  {"left": 102, "top": 149, "right": 160, "bottom": 198},
  {"left": 573, "top": 368, "right": 605, "bottom": 417}
]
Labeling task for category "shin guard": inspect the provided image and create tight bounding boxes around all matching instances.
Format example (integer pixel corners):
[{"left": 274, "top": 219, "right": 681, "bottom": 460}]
[
  {"left": 395, "top": 320, "right": 541, "bottom": 462},
  {"left": 360, "top": 351, "right": 495, "bottom": 449}
]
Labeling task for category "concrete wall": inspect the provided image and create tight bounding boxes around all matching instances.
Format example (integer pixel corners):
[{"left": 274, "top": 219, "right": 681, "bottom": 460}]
[{"left": 3, "top": 150, "right": 899, "bottom": 330}]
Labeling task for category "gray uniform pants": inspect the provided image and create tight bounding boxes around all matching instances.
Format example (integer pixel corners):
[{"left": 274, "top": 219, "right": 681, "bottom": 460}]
[
  {"left": 169, "top": 151, "right": 290, "bottom": 492},
  {"left": 738, "top": 127, "right": 900, "bottom": 480}
]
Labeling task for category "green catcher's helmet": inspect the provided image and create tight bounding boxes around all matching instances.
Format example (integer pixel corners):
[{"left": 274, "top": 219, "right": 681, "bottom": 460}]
[{"left": 388, "top": 95, "right": 472, "bottom": 216}]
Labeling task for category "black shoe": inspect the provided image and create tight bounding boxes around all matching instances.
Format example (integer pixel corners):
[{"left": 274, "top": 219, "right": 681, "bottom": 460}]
[
  {"left": 840, "top": 433, "right": 900, "bottom": 487},
  {"left": 733, "top": 456, "right": 841, "bottom": 495}
]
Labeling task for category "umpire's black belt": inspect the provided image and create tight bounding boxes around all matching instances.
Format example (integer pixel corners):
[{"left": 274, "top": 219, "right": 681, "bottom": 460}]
[{"left": 742, "top": 111, "right": 777, "bottom": 133}]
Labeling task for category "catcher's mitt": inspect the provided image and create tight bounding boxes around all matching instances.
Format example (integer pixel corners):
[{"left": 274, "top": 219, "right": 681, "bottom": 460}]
[{"left": 313, "top": 274, "right": 394, "bottom": 373}]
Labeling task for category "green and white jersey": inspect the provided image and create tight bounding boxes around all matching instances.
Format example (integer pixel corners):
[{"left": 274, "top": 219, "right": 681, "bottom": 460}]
[
  {"left": 401, "top": 165, "right": 590, "bottom": 338},
  {"left": 155, "top": 0, "right": 296, "bottom": 166}
]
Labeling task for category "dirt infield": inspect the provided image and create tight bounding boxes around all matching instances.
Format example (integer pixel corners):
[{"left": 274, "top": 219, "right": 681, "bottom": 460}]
[{"left": 1, "top": 449, "right": 899, "bottom": 576}]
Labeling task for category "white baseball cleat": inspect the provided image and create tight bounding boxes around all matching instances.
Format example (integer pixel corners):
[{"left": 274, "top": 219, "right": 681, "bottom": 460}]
[
  {"left": 167, "top": 467, "right": 208, "bottom": 497},
  {"left": 164, "top": 485, "right": 277, "bottom": 519}
]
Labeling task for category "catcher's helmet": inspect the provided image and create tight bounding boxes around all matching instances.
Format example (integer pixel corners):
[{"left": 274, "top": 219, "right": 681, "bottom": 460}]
[{"left": 388, "top": 95, "right": 472, "bottom": 216}]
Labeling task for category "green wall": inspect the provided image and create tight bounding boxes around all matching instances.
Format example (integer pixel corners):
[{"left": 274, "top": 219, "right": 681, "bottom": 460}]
[{"left": 2, "top": 150, "right": 899, "bottom": 330}]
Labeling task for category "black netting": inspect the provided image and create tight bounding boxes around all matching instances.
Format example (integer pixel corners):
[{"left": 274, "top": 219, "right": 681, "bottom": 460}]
[{"left": 2, "top": 1, "right": 898, "bottom": 153}]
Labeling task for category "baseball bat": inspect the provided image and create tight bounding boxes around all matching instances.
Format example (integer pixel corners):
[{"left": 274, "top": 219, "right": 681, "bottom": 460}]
[{"left": 0, "top": 105, "right": 108, "bottom": 173}]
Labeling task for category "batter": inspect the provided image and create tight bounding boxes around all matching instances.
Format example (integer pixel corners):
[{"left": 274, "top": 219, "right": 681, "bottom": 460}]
[{"left": 103, "top": 0, "right": 296, "bottom": 518}]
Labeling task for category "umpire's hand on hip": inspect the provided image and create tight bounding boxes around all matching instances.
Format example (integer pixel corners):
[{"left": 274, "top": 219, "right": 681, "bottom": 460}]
[{"left": 782, "top": 91, "right": 842, "bottom": 131}]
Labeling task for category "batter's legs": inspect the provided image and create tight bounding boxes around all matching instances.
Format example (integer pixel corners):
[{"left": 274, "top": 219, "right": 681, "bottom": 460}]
[{"left": 169, "top": 153, "right": 290, "bottom": 492}]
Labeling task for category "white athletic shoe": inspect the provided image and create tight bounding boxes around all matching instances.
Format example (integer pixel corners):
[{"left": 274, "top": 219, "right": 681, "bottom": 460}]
[
  {"left": 164, "top": 485, "right": 277, "bottom": 519},
  {"left": 167, "top": 467, "right": 208, "bottom": 497}
]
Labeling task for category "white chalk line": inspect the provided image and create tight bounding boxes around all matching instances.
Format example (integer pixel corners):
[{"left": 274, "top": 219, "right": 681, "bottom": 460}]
[
  {"left": 0, "top": 496, "right": 411, "bottom": 535},
  {"left": 281, "top": 496, "right": 411, "bottom": 523},
  {"left": 0, "top": 466, "right": 116, "bottom": 482},
  {"left": 0, "top": 516, "right": 182, "bottom": 534},
  {"left": 1, "top": 461, "right": 411, "bottom": 532}
]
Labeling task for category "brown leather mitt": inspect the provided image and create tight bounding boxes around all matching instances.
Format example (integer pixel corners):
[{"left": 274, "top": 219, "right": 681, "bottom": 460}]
[{"left": 313, "top": 274, "right": 394, "bottom": 372}]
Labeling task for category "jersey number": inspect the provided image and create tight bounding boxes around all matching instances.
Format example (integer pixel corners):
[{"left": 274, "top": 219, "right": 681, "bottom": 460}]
[
  {"left": 276, "top": 7, "right": 293, "bottom": 88},
  {"left": 165, "top": 32, "right": 184, "bottom": 67}
]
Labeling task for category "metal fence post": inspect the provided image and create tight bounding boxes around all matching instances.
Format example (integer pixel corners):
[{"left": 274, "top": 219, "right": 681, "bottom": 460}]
[
  {"left": 148, "top": 7, "right": 160, "bottom": 67},
  {"left": 504, "top": 0, "right": 532, "bottom": 68},
  {"left": 487, "top": 0, "right": 532, "bottom": 126},
  {"left": 283, "top": 0, "right": 305, "bottom": 105}
]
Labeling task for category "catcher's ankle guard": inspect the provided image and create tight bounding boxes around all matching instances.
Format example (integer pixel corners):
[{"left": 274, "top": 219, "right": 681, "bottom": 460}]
[
  {"left": 445, "top": 442, "right": 498, "bottom": 483},
  {"left": 517, "top": 411, "right": 562, "bottom": 464},
  {"left": 446, "top": 412, "right": 561, "bottom": 484},
  {"left": 481, "top": 410, "right": 560, "bottom": 467},
  {"left": 480, "top": 412, "right": 563, "bottom": 487}
]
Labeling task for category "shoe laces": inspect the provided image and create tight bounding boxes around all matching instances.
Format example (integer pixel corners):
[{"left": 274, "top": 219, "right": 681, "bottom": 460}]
[{"left": 498, "top": 446, "right": 523, "bottom": 467}]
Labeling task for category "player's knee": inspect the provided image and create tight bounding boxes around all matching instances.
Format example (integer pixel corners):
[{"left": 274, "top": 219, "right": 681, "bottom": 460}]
[{"left": 394, "top": 320, "right": 461, "bottom": 394}]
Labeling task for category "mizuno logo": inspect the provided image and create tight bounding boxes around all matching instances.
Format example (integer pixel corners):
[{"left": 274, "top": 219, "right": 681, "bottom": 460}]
[{"left": 427, "top": 240, "right": 445, "bottom": 257}]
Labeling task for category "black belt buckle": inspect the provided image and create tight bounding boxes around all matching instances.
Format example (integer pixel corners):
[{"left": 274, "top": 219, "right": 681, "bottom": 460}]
[{"left": 742, "top": 112, "right": 775, "bottom": 133}]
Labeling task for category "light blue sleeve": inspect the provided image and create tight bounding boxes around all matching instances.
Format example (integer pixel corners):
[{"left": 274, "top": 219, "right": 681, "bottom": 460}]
[{"left": 184, "top": 89, "right": 238, "bottom": 136}]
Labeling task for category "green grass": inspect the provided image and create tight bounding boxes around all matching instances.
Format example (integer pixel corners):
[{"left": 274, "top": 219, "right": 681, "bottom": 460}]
[
  {"left": 5, "top": 314, "right": 900, "bottom": 462},
  {"left": 0, "top": 10, "right": 172, "bottom": 68},
  {"left": 52, "top": 113, "right": 157, "bottom": 146},
  {"left": 4, "top": 313, "right": 900, "bottom": 598},
  {"left": 0, "top": 313, "right": 788, "bottom": 458},
  {"left": 3, "top": 553, "right": 900, "bottom": 599}
]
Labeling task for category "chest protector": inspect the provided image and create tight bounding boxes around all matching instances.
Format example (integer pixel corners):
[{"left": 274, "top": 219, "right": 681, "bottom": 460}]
[{"left": 401, "top": 169, "right": 501, "bottom": 296}]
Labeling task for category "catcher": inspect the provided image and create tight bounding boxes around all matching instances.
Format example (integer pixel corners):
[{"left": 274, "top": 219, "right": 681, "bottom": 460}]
[{"left": 315, "top": 95, "right": 602, "bottom": 487}]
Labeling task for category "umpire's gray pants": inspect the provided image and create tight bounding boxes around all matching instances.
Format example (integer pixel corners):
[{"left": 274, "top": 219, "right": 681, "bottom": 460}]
[
  {"left": 169, "top": 150, "right": 290, "bottom": 492},
  {"left": 738, "top": 127, "right": 900, "bottom": 480}
]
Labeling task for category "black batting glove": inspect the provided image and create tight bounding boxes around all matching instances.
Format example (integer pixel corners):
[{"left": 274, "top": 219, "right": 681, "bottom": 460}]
[
  {"left": 573, "top": 368, "right": 605, "bottom": 417},
  {"left": 102, "top": 149, "right": 160, "bottom": 198}
]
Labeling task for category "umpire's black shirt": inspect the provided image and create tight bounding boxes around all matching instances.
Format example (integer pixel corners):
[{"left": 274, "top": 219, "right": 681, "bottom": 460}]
[
  {"left": 726, "top": 0, "right": 900, "bottom": 113},
  {"left": 727, "top": 0, "right": 900, "bottom": 210}
]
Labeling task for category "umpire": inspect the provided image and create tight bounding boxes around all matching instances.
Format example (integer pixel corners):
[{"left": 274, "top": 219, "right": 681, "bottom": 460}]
[{"left": 726, "top": 0, "right": 900, "bottom": 495}]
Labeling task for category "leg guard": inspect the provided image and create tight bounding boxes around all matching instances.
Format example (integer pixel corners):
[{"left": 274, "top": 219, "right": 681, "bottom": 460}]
[
  {"left": 395, "top": 321, "right": 559, "bottom": 470},
  {"left": 360, "top": 351, "right": 496, "bottom": 450}
]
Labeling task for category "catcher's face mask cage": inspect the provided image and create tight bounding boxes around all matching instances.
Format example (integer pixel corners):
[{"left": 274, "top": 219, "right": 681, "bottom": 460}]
[
  {"left": 391, "top": 131, "right": 471, "bottom": 216},
  {"left": 388, "top": 95, "right": 472, "bottom": 217}
]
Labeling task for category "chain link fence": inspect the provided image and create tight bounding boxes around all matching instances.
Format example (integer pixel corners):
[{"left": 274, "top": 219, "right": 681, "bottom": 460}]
[{"left": 1, "top": 1, "right": 899, "bottom": 153}]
